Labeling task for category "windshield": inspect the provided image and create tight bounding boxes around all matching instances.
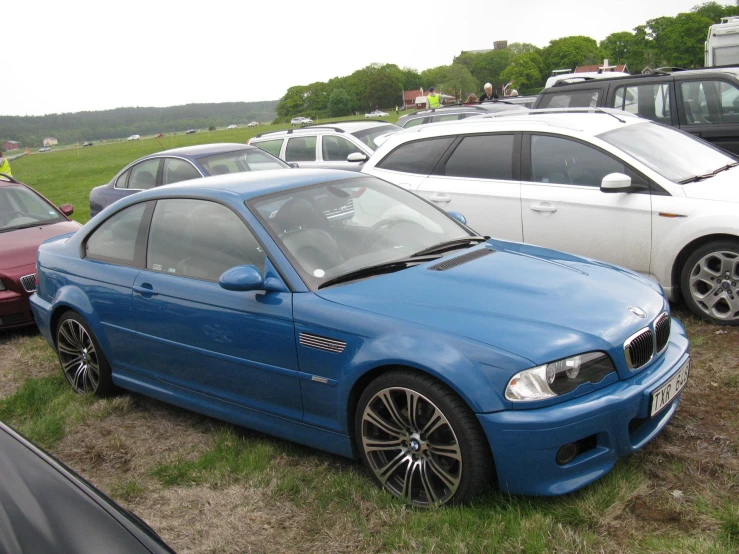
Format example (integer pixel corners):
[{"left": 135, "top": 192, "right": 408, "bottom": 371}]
[
  {"left": 248, "top": 176, "right": 472, "bottom": 290},
  {"left": 198, "top": 149, "right": 288, "bottom": 175},
  {"left": 351, "top": 125, "right": 402, "bottom": 150},
  {"left": 597, "top": 122, "right": 737, "bottom": 183},
  {"left": 0, "top": 185, "right": 65, "bottom": 232}
]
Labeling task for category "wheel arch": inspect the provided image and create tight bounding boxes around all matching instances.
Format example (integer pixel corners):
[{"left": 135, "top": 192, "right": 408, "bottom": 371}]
[{"left": 671, "top": 233, "right": 739, "bottom": 301}]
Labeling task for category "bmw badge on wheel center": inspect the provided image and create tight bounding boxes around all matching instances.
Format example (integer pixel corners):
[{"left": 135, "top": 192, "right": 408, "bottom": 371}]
[{"left": 30, "top": 169, "right": 690, "bottom": 506}]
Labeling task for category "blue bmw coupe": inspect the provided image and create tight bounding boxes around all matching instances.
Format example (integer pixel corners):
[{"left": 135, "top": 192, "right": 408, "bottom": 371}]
[{"left": 31, "top": 169, "right": 690, "bottom": 506}]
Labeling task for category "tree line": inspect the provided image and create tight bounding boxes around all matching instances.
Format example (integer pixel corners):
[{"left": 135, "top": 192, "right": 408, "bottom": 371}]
[
  {"left": 0, "top": 101, "right": 277, "bottom": 150},
  {"left": 277, "top": 2, "right": 739, "bottom": 120}
]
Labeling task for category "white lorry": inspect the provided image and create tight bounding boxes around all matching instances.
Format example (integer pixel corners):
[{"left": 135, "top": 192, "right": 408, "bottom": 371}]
[{"left": 705, "top": 16, "right": 739, "bottom": 67}]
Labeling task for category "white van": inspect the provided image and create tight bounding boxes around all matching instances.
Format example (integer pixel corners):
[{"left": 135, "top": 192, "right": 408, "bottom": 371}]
[{"left": 705, "top": 16, "right": 739, "bottom": 66}]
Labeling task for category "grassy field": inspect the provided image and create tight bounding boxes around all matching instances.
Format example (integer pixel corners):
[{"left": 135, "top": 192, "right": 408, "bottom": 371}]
[{"left": 2, "top": 123, "right": 738, "bottom": 553}]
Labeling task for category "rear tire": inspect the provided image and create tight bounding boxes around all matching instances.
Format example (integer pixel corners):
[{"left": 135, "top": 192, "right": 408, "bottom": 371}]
[
  {"left": 56, "top": 312, "right": 115, "bottom": 396},
  {"left": 680, "top": 240, "right": 739, "bottom": 325},
  {"left": 355, "top": 369, "right": 493, "bottom": 507}
]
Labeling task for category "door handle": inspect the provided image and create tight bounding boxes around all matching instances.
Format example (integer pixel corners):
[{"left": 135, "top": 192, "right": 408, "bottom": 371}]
[
  {"left": 429, "top": 193, "right": 452, "bottom": 203},
  {"left": 530, "top": 204, "right": 557, "bottom": 213},
  {"left": 133, "top": 284, "right": 159, "bottom": 296}
]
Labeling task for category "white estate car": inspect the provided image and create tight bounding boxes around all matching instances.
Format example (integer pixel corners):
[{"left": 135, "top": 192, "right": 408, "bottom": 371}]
[
  {"left": 365, "top": 110, "right": 389, "bottom": 118},
  {"left": 362, "top": 109, "right": 739, "bottom": 324},
  {"left": 227, "top": 124, "right": 238, "bottom": 129},
  {"left": 127, "top": 134, "right": 141, "bottom": 141},
  {"left": 247, "top": 121, "right": 258, "bottom": 127}
]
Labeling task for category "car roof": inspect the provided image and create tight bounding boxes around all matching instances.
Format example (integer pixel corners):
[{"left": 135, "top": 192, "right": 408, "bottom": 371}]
[
  {"left": 253, "top": 120, "right": 396, "bottom": 139},
  {"left": 152, "top": 142, "right": 252, "bottom": 157},
  {"left": 138, "top": 168, "right": 365, "bottom": 202},
  {"left": 544, "top": 66, "right": 739, "bottom": 90}
]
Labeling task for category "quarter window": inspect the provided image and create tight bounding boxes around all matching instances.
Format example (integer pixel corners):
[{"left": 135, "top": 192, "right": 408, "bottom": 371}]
[
  {"left": 612, "top": 83, "right": 671, "bottom": 123},
  {"left": 376, "top": 137, "right": 454, "bottom": 174},
  {"left": 285, "top": 136, "right": 317, "bottom": 162},
  {"left": 162, "top": 158, "right": 201, "bottom": 185},
  {"left": 531, "top": 135, "right": 643, "bottom": 187},
  {"left": 444, "top": 134, "right": 514, "bottom": 180},
  {"left": 85, "top": 202, "right": 149, "bottom": 265},
  {"left": 402, "top": 117, "right": 425, "bottom": 128},
  {"left": 128, "top": 159, "right": 161, "bottom": 190},
  {"left": 146, "top": 199, "right": 265, "bottom": 281},
  {"left": 322, "top": 136, "right": 363, "bottom": 161},
  {"left": 254, "top": 139, "right": 284, "bottom": 157},
  {"left": 115, "top": 169, "right": 130, "bottom": 189}
]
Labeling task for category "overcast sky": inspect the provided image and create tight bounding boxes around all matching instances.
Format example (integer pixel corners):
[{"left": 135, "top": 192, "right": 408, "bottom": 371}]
[{"left": 3, "top": 0, "right": 710, "bottom": 116}]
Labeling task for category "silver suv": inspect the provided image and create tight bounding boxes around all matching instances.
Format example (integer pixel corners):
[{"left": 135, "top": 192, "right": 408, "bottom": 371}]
[{"left": 248, "top": 121, "right": 401, "bottom": 171}]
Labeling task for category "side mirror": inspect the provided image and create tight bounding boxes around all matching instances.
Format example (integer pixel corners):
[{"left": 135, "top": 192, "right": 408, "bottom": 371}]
[
  {"left": 288, "top": 162, "right": 300, "bottom": 168},
  {"left": 59, "top": 204, "right": 74, "bottom": 216},
  {"left": 600, "top": 173, "right": 633, "bottom": 193},
  {"left": 447, "top": 211, "right": 467, "bottom": 225},
  {"left": 347, "top": 152, "right": 368, "bottom": 163},
  {"left": 219, "top": 265, "right": 265, "bottom": 291}
]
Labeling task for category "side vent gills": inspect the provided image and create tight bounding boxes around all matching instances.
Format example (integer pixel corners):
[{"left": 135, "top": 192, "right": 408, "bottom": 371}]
[
  {"left": 299, "top": 333, "right": 346, "bottom": 353},
  {"left": 428, "top": 248, "right": 494, "bottom": 271}
]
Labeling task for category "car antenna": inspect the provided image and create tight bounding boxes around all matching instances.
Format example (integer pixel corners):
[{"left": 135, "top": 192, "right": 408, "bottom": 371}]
[{"left": 595, "top": 108, "right": 625, "bottom": 123}]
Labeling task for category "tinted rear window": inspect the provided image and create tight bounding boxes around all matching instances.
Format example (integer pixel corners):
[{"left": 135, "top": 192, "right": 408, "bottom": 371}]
[
  {"left": 376, "top": 137, "right": 454, "bottom": 174},
  {"left": 444, "top": 134, "right": 514, "bottom": 180}
]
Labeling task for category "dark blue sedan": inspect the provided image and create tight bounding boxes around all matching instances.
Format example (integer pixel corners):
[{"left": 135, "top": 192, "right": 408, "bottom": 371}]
[
  {"left": 89, "top": 143, "right": 288, "bottom": 217},
  {"left": 32, "top": 169, "right": 690, "bottom": 506}
]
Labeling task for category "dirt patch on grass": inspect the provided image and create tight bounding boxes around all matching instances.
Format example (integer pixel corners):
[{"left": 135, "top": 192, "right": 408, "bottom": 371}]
[{"left": 0, "top": 329, "right": 58, "bottom": 399}]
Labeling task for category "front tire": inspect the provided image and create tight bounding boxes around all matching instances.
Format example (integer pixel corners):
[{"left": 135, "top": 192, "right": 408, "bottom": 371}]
[
  {"left": 681, "top": 240, "right": 739, "bottom": 325},
  {"left": 355, "top": 369, "right": 492, "bottom": 507},
  {"left": 56, "top": 312, "right": 114, "bottom": 396}
]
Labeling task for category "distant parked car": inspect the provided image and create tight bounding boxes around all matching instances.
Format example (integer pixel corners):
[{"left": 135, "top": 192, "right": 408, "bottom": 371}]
[
  {"left": 249, "top": 120, "right": 401, "bottom": 171},
  {"left": 291, "top": 117, "right": 312, "bottom": 126},
  {"left": 155, "top": 133, "right": 164, "bottom": 138},
  {"left": 365, "top": 110, "right": 389, "bottom": 118},
  {"left": 0, "top": 422, "right": 175, "bottom": 553},
  {"left": 89, "top": 143, "right": 289, "bottom": 217},
  {"left": 0, "top": 174, "right": 80, "bottom": 330},
  {"left": 127, "top": 134, "right": 141, "bottom": 141},
  {"left": 81, "top": 141, "right": 94, "bottom": 147},
  {"left": 247, "top": 121, "right": 258, "bottom": 127},
  {"left": 38, "top": 147, "right": 51, "bottom": 153},
  {"left": 396, "top": 101, "right": 527, "bottom": 129},
  {"left": 185, "top": 129, "right": 197, "bottom": 134},
  {"left": 227, "top": 124, "right": 238, "bottom": 129}
]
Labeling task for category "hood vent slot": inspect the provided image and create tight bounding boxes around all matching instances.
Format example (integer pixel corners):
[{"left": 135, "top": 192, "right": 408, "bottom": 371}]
[{"left": 428, "top": 248, "right": 494, "bottom": 271}]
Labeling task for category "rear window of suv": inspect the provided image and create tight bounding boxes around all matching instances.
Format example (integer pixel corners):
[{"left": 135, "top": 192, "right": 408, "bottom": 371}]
[{"left": 376, "top": 137, "right": 454, "bottom": 174}]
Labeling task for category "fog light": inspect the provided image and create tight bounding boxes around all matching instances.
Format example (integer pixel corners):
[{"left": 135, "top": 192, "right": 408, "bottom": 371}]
[{"left": 556, "top": 443, "right": 579, "bottom": 465}]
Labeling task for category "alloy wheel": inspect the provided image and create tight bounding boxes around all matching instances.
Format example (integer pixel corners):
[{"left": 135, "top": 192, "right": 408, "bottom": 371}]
[
  {"left": 360, "top": 387, "right": 462, "bottom": 506},
  {"left": 688, "top": 250, "right": 739, "bottom": 321},
  {"left": 57, "top": 319, "right": 101, "bottom": 393}
]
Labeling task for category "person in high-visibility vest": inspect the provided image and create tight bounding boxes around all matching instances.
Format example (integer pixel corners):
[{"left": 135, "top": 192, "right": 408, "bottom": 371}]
[
  {"left": 427, "top": 87, "right": 441, "bottom": 109},
  {"left": 0, "top": 152, "right": 11, "bottom": 177}
]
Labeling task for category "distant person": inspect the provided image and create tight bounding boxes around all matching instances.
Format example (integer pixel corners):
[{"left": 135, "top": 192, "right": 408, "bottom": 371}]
[
  {"left": 0, "top": 152, "right": 11, "bottom": 177},
  {"left": 465, "top": 93, "right": 478, "bottom": 105},
  {"left": 479, "top": 82, "right": 499, "bottom": 102},
  {"left": 427, "top": 87, "right": 441, "bottom": 109}
]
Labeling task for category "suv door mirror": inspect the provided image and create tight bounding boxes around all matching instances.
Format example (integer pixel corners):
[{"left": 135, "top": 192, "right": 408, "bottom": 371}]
[
  {"left": 600, "top": 173, "right": 633, "bottom": 193},
  {"left": 347, "top": 152, "right": 368, "bottom": 163}
]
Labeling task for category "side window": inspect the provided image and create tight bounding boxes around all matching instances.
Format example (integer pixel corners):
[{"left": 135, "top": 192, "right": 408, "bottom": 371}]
[
  {"left": 162, "top": 158, "right": 201, "bottom": 185},
  {"left": 444, "top": 134, "right": 514, "bottom": 180},
  {"left": 146, "top": 199, "right": 265, "bottom": 281},
  {"left": 115, "top": 169, "right": 130, "bottom": 189},
  {"left": 285, "top": 136, "right": 317, "bottom": 162},
  {"left": 128, "top": 159, "right": 161, "bottom": 190},
  {"left": 613, "top": 84, "right": 671, "bottom": 123},
  {"left": 85, "top": 202, "right": 149, "bottom": 265},
  {"left": 531, "top": 135, "right": 643, "bottom": 187},
  {"left": 681, "top": 80, "right": 739, "bottom": 124},
  {"left": 429, "top": 113, "right": 463, "bottom": 123},
  {"left": 376, "top": 137, "right": 454, "bottom": 174},
  {"left": 402, "top": 117, "right": 425, "bottom": 128},
  {"left": 255, "top": 139, "right": 284, "bottom": 157},
  {"left": 539, "top": 89, "right": 600, "bottom": 108},
  {"left": 322, "top": 136, "right": 363, "bottom": 161}
]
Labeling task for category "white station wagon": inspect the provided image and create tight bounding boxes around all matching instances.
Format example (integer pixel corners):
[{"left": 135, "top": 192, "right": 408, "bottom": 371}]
[{"left": 362, "top": 109, "right": 739, "bottom": 324}]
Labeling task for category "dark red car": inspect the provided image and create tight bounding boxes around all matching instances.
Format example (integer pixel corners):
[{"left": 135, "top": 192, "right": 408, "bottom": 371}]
[{"left": 0, "top": 175, "right": 80, "bottom": 330}]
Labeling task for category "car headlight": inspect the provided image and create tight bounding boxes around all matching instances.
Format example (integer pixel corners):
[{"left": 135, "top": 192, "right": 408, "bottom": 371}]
[{"left": 505, "top": 352, "right": 616, "bottom": 402}]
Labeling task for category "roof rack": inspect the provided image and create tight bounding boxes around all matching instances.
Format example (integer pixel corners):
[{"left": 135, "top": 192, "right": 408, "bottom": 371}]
[{"left": 487, "top": 107, "right": 636, "bottom": 123}]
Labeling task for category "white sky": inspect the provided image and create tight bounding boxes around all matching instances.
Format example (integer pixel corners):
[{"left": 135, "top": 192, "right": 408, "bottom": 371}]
[{"left": 3, "top": 0, "right": 708, "bottom": 116}]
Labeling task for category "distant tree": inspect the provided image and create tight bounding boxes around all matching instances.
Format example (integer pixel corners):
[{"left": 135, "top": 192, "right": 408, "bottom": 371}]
[
  {"left": 401, "top": 67, "right": 423, "bottom": 91},
  {"left": 508, "top": 42, "right": 541, "bottom": 55},
  {"left": 501, "top": 52, "right": 543, "bottom": 90},
  {"left": 543, "top": 36, "right": 604, "bottom": 74},
  {"left": 208, "top": 125, "right": 216, "bottom": 131},
  {"left": 600, "top": 32, "right": 637, "bottom": 64},
  {"left": 276, "top": 85, "right": 308, "bottom": 117},
  {"left": 692, "top": 1, "right": 739, "bottom": 22},
  {"left": 652, "top": 12, "right": 714, "bottom": 66},
  {"left": 328, "top": 89, "right": 352, "bottom": 117},
  {"left": 439, "top": 65, "right": 479, "bottom": 100},
  {"left": 304, "top": 81, "right": 330, "bottom": 113}
]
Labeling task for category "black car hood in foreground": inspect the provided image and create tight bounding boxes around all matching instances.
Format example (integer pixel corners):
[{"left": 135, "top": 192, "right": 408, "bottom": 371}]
[{"left": 0, "top": 422, "right": 174, "bottom": 554}]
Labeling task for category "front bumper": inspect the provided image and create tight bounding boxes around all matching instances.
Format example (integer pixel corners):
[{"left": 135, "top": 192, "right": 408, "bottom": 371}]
[
  {"left": 0, "top": 265, "right": 36, "bottom": 329},
  {"left": 478, "top": 317, "right": 690, "bottom": 496}
]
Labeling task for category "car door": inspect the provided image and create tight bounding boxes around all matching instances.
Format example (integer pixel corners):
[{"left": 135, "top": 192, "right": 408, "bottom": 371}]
[
  {"left": 319, "top": 135, "right": 370, "bottom": 171},
  {"left": 608, "top": 79, "right": 677, "bottom": 126},
  {"left": 520, "top": 133, "right": 652, "bottom": 273},
  {"left": 131, "top": 198, "right": 302, "bottom": 420},
  {"left": 415, "top": 133, "right": 523, "bottom": 241},
  {"left": 284, "top": 135, "right": 320, "bottom": 169},
  {"left": 676, "top": 77, "right": 739, "bottom": 155}
]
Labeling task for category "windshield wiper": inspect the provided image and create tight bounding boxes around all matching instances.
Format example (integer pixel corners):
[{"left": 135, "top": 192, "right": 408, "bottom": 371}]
[
  {"left": 411, "top": 236, "right": 487, "bottom": 257},
  {"left": 0, "top": 222, "right": 44, "bottom": 233},
  {"left": 317, "top": 255, "right": 442, "bottom": 289},
  {"left": 678, "top": 173, "right": 715, "bottom": 184},
  {"left": 711, "top": 162, "right": 739, "bottom": 176}
]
